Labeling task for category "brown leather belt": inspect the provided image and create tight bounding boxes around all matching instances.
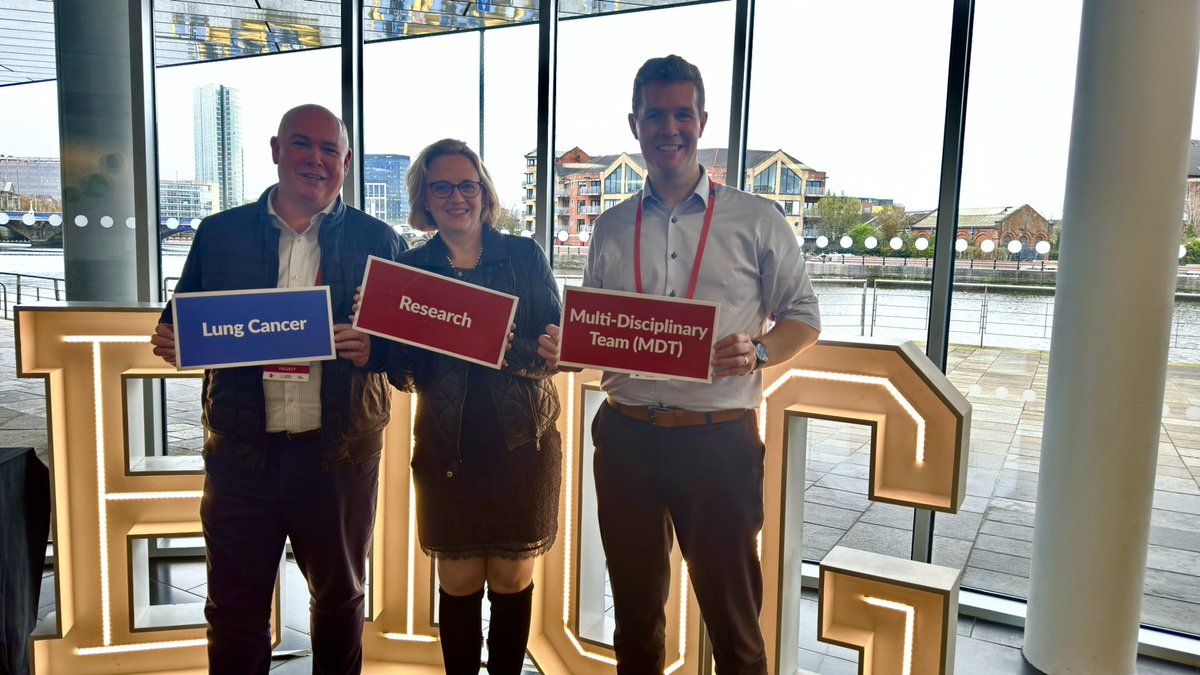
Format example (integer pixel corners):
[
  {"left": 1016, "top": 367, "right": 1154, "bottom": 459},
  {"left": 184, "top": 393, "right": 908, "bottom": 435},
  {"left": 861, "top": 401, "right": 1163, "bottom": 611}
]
[
  {"left": 265, "top": 428, "right": 322, "bottom": 442},
  {"left": 607, "top": 398, "right": 750, "bottom": 428}
]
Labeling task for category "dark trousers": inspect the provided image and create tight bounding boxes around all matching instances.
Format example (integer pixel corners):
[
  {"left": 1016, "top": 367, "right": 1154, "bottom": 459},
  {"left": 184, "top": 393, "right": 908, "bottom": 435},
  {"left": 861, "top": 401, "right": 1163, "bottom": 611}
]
[
  {"left": 593, "top": 403, "right": 767, "bottom": 675},
  {"left": 200, "top": 436, "right": 380, "bottom": 675}
]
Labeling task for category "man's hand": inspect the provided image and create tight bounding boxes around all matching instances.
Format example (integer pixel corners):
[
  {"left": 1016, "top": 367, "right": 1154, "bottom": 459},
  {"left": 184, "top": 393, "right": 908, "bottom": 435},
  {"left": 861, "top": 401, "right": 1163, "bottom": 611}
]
[
  {"left": 151, "top": 323, "right": 177, "bottom": 367},
  {"left": 334, "top": 323, "right": 371, "bottom": 367},
  {"left": 711, "top": 332, "right": 756, "bottom": 379},
  {"left": 537, "top": 324, "right": 561, "bottom": 370}
]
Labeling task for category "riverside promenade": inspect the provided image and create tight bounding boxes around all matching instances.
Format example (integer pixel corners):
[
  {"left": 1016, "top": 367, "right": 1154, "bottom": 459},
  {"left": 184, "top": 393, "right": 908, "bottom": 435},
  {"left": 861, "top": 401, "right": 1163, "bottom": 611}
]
[{"left": 3, "top": 312, "right": 1199, "bottom": 639}]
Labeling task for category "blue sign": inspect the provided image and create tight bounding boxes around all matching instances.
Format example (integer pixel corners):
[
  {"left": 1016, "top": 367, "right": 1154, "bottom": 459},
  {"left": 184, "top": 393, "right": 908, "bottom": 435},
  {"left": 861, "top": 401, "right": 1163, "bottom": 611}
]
[{"left": 172, "top": 287, "right": 336, "bottom": 369}]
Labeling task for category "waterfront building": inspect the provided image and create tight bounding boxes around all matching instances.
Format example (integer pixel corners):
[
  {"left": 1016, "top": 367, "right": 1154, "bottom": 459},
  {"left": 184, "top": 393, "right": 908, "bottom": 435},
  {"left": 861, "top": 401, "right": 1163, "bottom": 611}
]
[
  {"left": 158, "top": 179, "right": 218, "bottom": 223},
  {"left": 363, "top": 153, "right": 411, "bottom": 226},
  {"left": 193, "top": 84, "right": 244, "bottom": 212},
  {"left": 909, "top": 204, "right": 1053, "bottom": 258},
  {"left": 523, "top": 147, "right": 832, "bottom": 243},
  {"left": 0, "top": 156, "right": 61, "bottom": 200}
]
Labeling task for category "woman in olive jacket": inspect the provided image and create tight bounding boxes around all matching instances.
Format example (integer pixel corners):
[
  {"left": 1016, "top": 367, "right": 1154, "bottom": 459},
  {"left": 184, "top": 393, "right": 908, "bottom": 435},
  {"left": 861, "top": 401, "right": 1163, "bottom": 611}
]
[{"left": 387, "top": 139, "right": 562, "bottom": 674}]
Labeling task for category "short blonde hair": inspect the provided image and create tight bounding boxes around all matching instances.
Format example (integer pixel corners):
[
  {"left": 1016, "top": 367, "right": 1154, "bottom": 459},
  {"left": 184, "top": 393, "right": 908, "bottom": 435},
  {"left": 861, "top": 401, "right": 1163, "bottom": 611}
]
[{"left": 407, "top": 139, "right": 500, "bottom": 232}]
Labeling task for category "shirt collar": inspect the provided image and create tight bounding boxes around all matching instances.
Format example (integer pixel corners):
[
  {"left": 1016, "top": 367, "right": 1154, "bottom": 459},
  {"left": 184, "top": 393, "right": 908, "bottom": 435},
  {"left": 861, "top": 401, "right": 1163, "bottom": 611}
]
[
  {"left": 643, "top": 166, "right": 711, "bottom": 210},
  {"left": 267, "top": 186, "right": 336, "bottom": 237}
]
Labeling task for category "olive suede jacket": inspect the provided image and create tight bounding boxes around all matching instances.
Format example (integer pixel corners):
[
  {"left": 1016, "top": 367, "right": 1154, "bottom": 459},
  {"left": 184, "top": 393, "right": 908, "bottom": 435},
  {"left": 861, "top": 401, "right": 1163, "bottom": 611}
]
[
  {"left": 387, "top": 226, "right": 562, "bottom": 477},
  {"left": 160, "top": 186, "right": 407, "bottom": 470}
]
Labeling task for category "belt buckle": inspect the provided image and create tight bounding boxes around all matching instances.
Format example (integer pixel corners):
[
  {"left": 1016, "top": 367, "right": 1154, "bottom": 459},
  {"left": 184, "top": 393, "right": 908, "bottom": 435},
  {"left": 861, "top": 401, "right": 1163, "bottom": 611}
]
[{"left": 646, "top": 405, "right": 672, "bottom": 426}]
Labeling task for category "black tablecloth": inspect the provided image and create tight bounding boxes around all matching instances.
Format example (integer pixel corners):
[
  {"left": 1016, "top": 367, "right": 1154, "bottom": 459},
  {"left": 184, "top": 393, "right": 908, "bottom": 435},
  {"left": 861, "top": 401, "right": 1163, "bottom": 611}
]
[{"left": 0, "top": 447, "right": 50, "bottom": 675}]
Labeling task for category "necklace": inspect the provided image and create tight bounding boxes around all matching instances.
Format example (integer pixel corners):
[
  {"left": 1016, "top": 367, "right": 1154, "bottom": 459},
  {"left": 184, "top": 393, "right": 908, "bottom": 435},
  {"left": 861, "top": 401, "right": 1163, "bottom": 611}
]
[{"left": 447, "top": 245, "right": 484, "bottom": 278}]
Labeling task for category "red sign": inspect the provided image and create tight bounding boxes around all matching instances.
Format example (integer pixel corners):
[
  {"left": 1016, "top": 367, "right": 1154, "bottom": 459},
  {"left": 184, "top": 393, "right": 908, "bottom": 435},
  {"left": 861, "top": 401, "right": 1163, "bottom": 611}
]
[
  {"left": 559, "top": 286, "right": 719, "bottom": 383},
  {"left": 353, "top": 256, "right": 519, "bottom": 369}
]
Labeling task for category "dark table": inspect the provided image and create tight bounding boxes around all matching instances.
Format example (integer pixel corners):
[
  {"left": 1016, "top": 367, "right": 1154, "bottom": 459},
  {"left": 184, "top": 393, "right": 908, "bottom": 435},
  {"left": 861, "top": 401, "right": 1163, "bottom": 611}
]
[{"left": 0, "top": 447, "right": 50, "bottom": 675}]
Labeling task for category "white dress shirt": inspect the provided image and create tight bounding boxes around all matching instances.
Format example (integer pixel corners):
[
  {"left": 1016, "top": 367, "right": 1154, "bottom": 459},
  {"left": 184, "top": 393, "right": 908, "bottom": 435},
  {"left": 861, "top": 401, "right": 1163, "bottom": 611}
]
[{"left": 263, "top": 190, "right": 335, "bottom": 433}]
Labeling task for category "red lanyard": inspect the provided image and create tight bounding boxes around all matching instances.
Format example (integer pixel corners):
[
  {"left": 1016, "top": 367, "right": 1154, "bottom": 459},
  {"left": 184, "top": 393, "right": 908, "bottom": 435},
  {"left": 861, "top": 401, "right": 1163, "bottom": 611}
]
[{"left": 633, "top": 182, "right": 717, "bottom": 299}]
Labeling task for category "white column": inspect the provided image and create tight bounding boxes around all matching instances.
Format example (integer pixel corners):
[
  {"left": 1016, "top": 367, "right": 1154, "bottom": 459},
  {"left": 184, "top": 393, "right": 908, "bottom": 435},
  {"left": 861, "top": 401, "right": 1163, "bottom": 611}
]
[{"left": 1024, "top": 1, "right": 1200, "bottom": 673}]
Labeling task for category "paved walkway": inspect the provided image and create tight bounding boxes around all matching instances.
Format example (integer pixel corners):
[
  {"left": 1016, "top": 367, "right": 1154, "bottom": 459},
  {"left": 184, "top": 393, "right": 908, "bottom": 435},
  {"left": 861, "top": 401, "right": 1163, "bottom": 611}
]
[{"left": 3, "top": 318, "right": 1198, "bottom": 637}]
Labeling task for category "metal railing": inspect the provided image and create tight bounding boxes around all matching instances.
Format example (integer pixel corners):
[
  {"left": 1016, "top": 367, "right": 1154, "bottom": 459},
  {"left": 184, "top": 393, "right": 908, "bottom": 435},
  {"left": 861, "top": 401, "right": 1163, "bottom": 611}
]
[
  {"left": 811, "top": 278, "right": 1200, "bottom": 360},
  {"left": 0, "top": 272, "right": 65, "bottom": 320},
  {"left": 7, "top": 272, "right": 1200, "bottom": 362}
]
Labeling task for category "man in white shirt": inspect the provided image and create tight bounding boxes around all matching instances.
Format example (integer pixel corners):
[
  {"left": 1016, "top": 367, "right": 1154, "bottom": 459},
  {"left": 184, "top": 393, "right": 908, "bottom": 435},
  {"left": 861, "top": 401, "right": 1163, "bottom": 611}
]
[
  {"left": 583, "top": 55, "right": 821, "bottom": 673},
  {"left": 151, "top": 105, "right": 406, "bottom": 674}
]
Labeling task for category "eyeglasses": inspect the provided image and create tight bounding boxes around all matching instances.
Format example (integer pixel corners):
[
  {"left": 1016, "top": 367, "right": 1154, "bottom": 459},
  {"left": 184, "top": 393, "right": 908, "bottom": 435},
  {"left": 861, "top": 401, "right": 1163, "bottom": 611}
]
[{"left": 428, "top": 180, "right": 482, "bottom": 199}]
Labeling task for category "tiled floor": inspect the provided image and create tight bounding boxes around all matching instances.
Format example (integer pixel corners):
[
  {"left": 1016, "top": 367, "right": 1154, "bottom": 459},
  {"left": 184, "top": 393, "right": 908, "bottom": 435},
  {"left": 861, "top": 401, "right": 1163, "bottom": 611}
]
[{"left": 32, "top": 561, "right": 1198, "bottom": 673}]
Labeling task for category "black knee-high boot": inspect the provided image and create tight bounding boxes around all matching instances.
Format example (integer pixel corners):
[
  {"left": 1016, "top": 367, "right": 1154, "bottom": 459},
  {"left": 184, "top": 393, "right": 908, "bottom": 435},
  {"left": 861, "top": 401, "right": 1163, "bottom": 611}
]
[
  {"left": 439, "top": 587, "right": 484, "bottom": 675},
  {"left": 486, "top": 583, "right": 533, "bottom": 675}
]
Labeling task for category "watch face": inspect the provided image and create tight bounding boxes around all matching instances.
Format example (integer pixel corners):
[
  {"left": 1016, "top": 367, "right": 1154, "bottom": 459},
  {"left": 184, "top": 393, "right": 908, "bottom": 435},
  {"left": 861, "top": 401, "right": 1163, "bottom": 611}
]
[{"left": 754, "top": 340, "right": 769, "bottom": 364}]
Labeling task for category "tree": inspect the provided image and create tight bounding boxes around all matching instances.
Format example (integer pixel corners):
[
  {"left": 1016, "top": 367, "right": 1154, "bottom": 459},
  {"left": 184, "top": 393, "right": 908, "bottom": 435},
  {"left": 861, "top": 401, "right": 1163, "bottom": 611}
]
[
  {"left": 494, "top": 205, "right": 522, "bottom": 234},
  {"left": 873, "top": 205, "right": 906, "bottom": 242},
  {"left": 846, "top": 224, "right": 879, "bottom": 256},
  {"left": 815, "top": 193, "right": 862, "bottom": 241},
  {"left": 1185, "top": 237, "right": 1200, "bottom": 265},
  {"left": 1185, "top": 183, "right": 1200, "bottom": 236}
]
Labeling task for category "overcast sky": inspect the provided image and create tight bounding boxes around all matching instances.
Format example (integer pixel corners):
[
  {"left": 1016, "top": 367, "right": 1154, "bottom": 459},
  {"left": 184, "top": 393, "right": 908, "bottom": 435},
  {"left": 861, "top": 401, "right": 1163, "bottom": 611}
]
[{"left": 3, "top": 0, "right": 1199, "bottom": 220}]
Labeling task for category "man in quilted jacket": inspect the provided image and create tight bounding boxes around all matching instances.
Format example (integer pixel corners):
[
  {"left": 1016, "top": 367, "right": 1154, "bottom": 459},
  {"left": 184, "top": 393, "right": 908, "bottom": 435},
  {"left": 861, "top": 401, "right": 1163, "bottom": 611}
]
[{"left": 150, "top": 104, "right": 406, "bottom": 675}]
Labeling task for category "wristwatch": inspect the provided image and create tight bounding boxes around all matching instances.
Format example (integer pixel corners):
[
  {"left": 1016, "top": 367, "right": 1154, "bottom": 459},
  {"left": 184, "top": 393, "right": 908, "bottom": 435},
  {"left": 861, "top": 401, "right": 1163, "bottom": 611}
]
[{"left": 751, "top": 339, "right": 769, "bottom": 371}]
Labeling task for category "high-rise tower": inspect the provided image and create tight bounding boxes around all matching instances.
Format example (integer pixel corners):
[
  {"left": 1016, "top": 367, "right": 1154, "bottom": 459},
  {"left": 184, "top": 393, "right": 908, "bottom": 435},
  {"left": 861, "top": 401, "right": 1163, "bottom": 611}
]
[{"left": 193, "top": 84, "right": 244, "bottom": 212}]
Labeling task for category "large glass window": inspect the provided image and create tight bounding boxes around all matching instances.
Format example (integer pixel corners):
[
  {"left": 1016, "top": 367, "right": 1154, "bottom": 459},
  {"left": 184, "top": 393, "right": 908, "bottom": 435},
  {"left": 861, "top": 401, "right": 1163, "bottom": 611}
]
[
  {"left": 624, "top": 163, "right": 643, "bottom": 194},
  {"left": 603, "top": 169, "right": 622, "bottom": 194},
  {"left": 939, "top": 0, "right": 1082, "bottom": 608},
  {"left": 0, "top": 82, "right": 59, "bottom": 467},
  {"left": 780, "top": 165, "right": 803, "bottom": 195},
  {"left": 156, "top": 49, "right": 341, "bottom": 280},
  {"left": 753, "top": 162, "right": 777, "bottom": 193},
  {"left": 748, "top": 1, "right": 952, "bottom": 582}
]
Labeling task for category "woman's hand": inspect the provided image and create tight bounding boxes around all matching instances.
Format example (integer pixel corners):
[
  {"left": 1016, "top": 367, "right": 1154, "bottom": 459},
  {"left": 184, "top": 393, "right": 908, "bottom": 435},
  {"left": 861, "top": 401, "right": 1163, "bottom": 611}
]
[
  {"left": 334, "top": 324, "right": 371, "bottom": 367},
  {"left": 502, "top": 322, "right": 516, "bottom": 368},
  {"left": 537, "top": 324, "right": 561, "bottom": 370}
]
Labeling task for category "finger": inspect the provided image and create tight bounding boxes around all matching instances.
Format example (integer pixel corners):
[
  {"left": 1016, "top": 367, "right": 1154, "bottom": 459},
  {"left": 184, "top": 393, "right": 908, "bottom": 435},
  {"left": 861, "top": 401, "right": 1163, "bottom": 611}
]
[{"left": 712, "top": 333, "right": 744, "bottom": 350}]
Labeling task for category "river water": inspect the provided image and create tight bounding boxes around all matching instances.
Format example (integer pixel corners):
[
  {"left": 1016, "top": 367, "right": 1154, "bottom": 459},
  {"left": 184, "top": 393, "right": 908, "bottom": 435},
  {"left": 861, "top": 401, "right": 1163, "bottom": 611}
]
[{"left": 3, "top": 243, "right": 1199, "bottom": 362}]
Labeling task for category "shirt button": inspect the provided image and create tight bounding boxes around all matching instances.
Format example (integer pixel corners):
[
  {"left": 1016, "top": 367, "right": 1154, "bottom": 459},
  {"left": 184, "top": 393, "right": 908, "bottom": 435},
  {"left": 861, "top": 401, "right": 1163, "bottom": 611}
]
[
  {"left": 671, "top": 217, "right": 678, "bottom": 223},
  {"left": 446, "top": 471, "right": 454, "bottom": 478},
  {"left": 669, "top": 290, "right": 676, "bottom": 297},
  {"left": 671, "top": 251, "right": 678, "bottom": 259}
]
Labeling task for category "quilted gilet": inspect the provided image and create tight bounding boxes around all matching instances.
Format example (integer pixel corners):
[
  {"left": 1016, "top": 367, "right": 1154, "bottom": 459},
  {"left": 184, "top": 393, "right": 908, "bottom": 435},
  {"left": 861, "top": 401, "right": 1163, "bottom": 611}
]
[{"left": 160, "top": 186, "right": 407, "bottom": 470}]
